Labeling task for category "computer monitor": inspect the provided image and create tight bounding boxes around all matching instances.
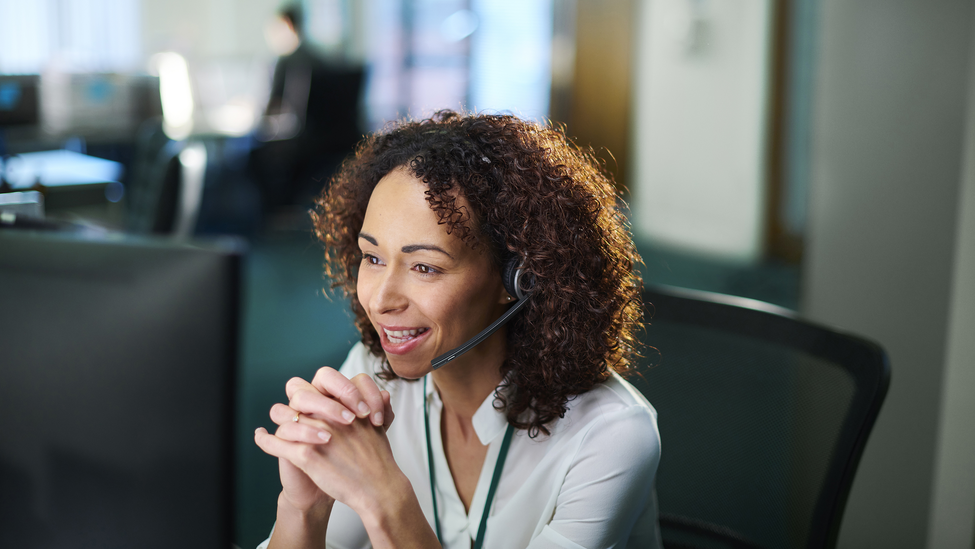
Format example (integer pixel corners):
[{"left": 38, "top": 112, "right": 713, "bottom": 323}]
[{"left": 0, "top": 228, "right": 243, "bottom": 548}]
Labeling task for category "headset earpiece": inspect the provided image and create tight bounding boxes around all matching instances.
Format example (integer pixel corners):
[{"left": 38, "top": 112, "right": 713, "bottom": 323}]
[{"left": 501, "top": 256, "right": 531, "bottom": 301}]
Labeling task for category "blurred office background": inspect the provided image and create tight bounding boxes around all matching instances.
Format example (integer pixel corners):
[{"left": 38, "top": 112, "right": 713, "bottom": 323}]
[{"left": 1, "top": 0, "right": 974, "bottom": 548}]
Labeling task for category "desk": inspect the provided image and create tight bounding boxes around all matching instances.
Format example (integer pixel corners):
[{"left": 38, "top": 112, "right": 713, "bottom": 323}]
[{"left": 3, "top": 149, "right": 124, "bottom": 208}]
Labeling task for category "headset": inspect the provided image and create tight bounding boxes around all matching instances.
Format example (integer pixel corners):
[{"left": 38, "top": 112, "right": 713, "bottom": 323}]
[{"left": 430, "top": 256, "right": 533, "bottom": 369}]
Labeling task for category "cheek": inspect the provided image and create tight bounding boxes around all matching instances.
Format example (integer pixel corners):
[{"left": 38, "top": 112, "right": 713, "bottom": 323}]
[
  {"left": 436, "top": 276, "right": 500, "bottom": 321},
  {"left": 355, "top": 272, "right": 374, "bottom": 314},
  {"left": 407, "top": 284, "right": 446, "bottom": 320}
]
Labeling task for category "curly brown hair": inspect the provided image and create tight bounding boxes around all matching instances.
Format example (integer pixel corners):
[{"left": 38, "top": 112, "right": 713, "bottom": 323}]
[{"left": 311, "top": 110, "right": 644, "bottom": 437}]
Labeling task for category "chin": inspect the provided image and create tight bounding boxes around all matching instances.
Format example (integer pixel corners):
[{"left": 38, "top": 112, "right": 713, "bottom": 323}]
[{"left": 385, "top": 355, "right": 432, "bottom": 380}]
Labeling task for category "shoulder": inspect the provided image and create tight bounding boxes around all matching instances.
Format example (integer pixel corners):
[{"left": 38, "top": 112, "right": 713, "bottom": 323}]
[
  {"left": 558, "top": 373, "right": 661, "bottom": 463},
  {"left": 518, "top": 373, "right": 660, "bottom": 547},
  {"left": 566, "top": 372, "right": 658, "bottom": 426}
]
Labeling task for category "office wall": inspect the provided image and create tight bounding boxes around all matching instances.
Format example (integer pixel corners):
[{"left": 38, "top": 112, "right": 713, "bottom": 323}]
[
  {"left": 802, "top": 1, "right": 975, "bottom": 547},
  {"left": 927, "top": 15, "right": 975, "bottom": 545},
  {"left": 631, "top": 0, "right": 773, "bottom": 262},
  {"left": 142, "top": 0, "right": 280, "bottom": 61}
]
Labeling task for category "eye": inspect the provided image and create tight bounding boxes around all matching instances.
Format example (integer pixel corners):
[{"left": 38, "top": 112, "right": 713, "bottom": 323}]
[
  {"left": 362, "top": 253, "right": 384, "bottom": 266},
  {"left": 414, "top": 263, "right": 439, "bottom": 275}
]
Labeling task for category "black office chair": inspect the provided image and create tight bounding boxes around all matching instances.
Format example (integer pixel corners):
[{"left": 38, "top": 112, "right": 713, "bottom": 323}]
[
  {"left": 251, "top": 64, "right": 364, "bottom": 211},
  {"left": 126, "top": 119, "right": 186, "bottom": 234},
  {"left": 631, "top": 285, "right": 890, "bottom": 549}
]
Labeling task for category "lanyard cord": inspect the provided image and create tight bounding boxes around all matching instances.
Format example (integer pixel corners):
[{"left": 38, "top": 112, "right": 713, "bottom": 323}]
[
  {"left": 423, "top": 376, "right": 515, "bottom": 549},
  {"left": 474, "top": 424, "right": 514, "bottom": 549},
  {"left": 423, "top": 376, "right": 443, "bottom": 543}
]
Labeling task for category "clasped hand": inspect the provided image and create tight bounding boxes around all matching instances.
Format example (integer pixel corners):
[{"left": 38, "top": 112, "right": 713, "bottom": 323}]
[{"left": 254, "top": 368, "right": 398, "bottom": 514}]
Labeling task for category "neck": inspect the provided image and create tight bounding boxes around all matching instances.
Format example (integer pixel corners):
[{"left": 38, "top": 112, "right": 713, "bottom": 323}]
[{"left": 430, "top": 328, "right": 506, "bottom": 422}]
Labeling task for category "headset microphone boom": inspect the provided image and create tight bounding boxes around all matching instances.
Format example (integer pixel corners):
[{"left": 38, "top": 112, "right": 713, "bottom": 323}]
[{"left": 430, "top": 257, "right": 532, "bottom": 369}]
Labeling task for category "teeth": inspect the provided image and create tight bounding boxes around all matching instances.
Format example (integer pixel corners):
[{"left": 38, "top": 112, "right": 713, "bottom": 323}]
[{"left": 384, "top": 327, "right": 427, "bottom": 340}]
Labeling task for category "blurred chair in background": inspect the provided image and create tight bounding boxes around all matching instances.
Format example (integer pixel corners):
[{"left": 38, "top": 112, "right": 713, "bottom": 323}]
[
  {"left": 632, "top": 285, "right": 890, "bottom": 549},
  {"left": 126, "top": 118, "right": 262, "bottom": 238},
  {"left": 125, "top": 121, "right": 204, "bottom": 237}
]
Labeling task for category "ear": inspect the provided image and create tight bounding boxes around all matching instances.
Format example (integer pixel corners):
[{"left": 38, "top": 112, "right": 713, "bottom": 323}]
[{"left": 498, "top": 286, "right": 516, "bottom": 304}]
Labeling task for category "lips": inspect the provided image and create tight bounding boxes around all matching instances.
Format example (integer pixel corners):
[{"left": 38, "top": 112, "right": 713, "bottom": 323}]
[{"left": 378, "top": 324, "right": 431, "bottom": 355}]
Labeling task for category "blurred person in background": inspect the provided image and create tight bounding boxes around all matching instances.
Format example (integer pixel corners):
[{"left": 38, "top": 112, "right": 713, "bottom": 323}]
[{"left": 252, "top": 3, "right": 363, "bottom": 220}]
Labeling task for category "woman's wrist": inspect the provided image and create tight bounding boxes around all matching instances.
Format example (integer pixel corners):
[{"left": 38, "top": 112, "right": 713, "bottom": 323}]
[
  {"left": 269, "top": 492, "right": 334, "bottom": 549},
  {"left": 356, "top": 472, "right": 440, "bottom": 549},
  {"left": 277, "top": 490, "right": 335, "bottom": 522}
]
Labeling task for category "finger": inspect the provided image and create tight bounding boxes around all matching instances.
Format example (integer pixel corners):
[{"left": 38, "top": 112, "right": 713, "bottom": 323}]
[
  {"left": 308, "top": 367, "right": 373, "bottom": 420},
  {"left": 269, "top": 402, "right": 333, "bottom": 429},
  {"left": 273, "top": 421, "right": 332, "bottom": 444},
  {"left": 268, "top": 403, "right": 336, "bottom": 436},
  {"left": 254, "top": 427, "right": 315, "bottom": 465},
  {"left": 254, "top": 426, "right": 293, "bottom": 459},
  {"left": 381, "top": 390, "right": 394, "bottom": 432},
  {"left": 283, "top": 384, "right": 357, "bottom": 425},
  {"left": 285, "top": 374, "right": 357, "bottom": 425},
  {"left": 270, "top": 402, "right": 307, "bottom": 425},
  {"left": 255, "top": 427, "right": 331, "bottom": 472},
  {"left": 284, "top": 376, "right": 311, "bottom": 401},
  {"left": 350, "top": 373, "right": 385, "bottom": 427}
]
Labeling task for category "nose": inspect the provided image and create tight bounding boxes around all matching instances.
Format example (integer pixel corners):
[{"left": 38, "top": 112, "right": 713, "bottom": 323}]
[{"left": 370, "top": 266, "right": 409, "bottom": 315}]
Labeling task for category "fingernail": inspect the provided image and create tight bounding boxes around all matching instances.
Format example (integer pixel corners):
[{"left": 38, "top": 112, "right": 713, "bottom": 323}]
[
  {"left": 372, "top": 412, "right": 383, "bottom": 426},
  {"left": 318, "top": 431, "right": 330, "bottom": 442},
  {"left": 357, "top": 401, "right": 370, "bottom": 417},
  {"left": 342, "top": 410, "right": 355, "bottom": 423}
]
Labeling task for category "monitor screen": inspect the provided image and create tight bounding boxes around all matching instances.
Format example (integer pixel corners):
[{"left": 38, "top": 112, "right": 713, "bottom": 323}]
[{"left": 0, "top": 229, "right": 243, "bottom": 548}]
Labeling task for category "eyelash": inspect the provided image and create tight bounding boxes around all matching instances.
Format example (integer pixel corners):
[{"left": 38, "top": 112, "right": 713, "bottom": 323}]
[
  {"left": 361, "top": 254, "right": 439, "bottom": 276},
  {"left": 414, "top": 264, "right": 438, "bottom": 275},
  {"left": 362, "top": 253, "right": 384, "bottom": 266}
]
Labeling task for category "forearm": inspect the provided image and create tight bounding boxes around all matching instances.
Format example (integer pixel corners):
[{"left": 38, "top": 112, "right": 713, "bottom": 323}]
[
  {"left": 357, "top": 472, "right": 441, "bottom": 549},
  {"left": 267, "top": 492, "right": 334, "bottom": 549}
]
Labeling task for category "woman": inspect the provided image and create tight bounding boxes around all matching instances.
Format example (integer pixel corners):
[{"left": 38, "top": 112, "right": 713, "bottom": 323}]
[{"left": 254, "top": 111, "right": 661, "bottom": 548}]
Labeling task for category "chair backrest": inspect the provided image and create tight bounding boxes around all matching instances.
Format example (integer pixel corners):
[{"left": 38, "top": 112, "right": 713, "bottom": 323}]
[
  {"left": 127, "top": 120, "right": 212, "bottom": 237},
  {"left": 304, "top": 64, "right": 364, "bottom": 151},
  {"left": 631, "top": 285, "right": 890, "bottom": 549}
]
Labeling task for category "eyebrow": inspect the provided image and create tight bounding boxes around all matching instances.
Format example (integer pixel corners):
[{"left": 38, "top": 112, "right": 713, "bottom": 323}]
[{"left": 358, "top": 232, "right": 455, "bottom": 259}]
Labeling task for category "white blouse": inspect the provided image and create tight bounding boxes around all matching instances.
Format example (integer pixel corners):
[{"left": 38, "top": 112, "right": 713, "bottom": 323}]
[{"left": 258, "top": 343, "right": 662, "bottom": 549}]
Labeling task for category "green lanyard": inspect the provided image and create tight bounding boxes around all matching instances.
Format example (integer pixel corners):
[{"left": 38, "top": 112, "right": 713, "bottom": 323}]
[{"left": 423, "top": 376, "right": 515, "bottom": 549}]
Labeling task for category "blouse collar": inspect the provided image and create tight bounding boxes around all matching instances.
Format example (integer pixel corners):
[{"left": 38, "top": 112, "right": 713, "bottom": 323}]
[{"left": 424, "top": 374, "right": 510, "bottom": 446}]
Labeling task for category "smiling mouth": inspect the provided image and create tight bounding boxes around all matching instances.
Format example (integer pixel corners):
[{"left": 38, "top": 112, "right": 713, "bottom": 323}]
[{"left": 383, "top": 327, "right": 429, "bottom": 344}]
